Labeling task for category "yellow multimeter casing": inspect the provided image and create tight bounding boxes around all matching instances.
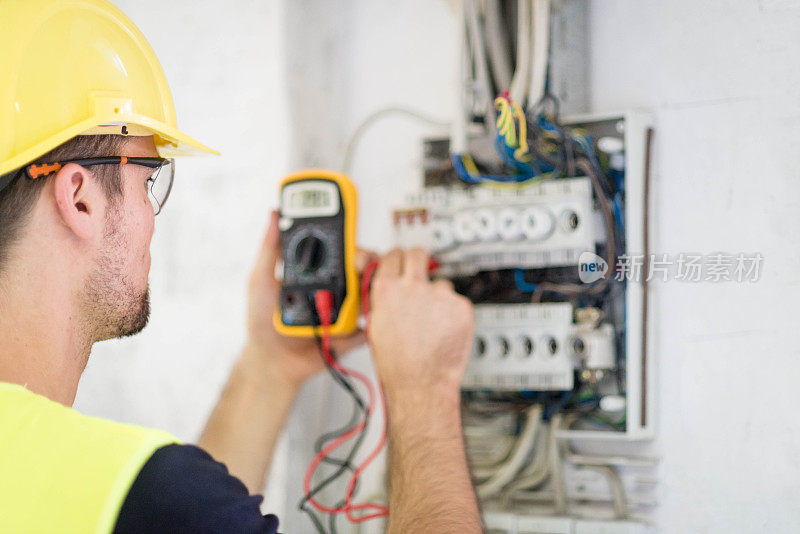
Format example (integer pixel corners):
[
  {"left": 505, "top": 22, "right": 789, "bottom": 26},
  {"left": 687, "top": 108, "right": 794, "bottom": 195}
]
[{"left": 273, "top": 169, "right": 359, "bottom": 338}]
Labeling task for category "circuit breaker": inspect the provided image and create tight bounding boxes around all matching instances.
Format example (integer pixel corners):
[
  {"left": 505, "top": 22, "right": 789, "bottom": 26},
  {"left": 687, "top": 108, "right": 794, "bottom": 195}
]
[{"left": 394, "top": 177, "right": 595, "bottom": 275}]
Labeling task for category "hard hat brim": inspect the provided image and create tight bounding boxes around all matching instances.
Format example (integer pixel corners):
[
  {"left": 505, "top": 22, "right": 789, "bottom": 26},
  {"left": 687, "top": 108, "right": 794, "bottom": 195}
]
[{"left": 0, "top": 112, "right": 219, "bottom": 177}]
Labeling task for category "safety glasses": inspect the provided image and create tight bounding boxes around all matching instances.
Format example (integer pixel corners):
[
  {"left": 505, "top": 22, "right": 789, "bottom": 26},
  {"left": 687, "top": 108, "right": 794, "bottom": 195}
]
[{"left": 2, "top": 157, "right": 175, "bottom": 215}]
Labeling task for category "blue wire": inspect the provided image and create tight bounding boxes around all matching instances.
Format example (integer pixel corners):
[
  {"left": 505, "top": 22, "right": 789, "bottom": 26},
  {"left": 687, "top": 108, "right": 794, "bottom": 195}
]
[
  {"left": 575, "top": 135, "right": 597, "bottom": 161},
  {"left": 450, "top": 155, "right": 481, "bottom": 183},
  {"left": 612, "top": 167, "right": 625, "bottom": 194},
  {"left": 613, "top": 193, "right": 624, "bottom": 236},
  {"left": 493, "top": 135, "right": 535, "bottom": 174},
  {"left": 537, "top": 115, "right": 562, "bottom": 134},
  {"left": 450, "top": 154, "right": 533, "bottom": 184},
  {"left": 543, "top": 391, "right": 573, "bottom": 421},
  {"left": 514, "top": 269, "right": 538, "bottom": 292}
]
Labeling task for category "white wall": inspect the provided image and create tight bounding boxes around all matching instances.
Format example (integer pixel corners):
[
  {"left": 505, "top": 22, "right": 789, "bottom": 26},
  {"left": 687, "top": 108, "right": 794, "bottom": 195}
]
[{"left": 589, "top": 1, "right": 800, "bottom": 532}]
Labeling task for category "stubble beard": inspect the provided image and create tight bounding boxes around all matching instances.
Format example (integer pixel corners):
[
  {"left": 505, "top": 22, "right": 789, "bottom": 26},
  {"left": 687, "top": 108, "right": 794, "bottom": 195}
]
[{"left": 81, "top": 208, "right": 151, "bottom": 342}]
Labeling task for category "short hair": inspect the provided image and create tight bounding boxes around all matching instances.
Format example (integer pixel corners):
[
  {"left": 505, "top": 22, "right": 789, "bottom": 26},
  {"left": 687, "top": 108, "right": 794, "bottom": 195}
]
[{"left": 0, "top": 135, "right": 128, "bottom": 272}]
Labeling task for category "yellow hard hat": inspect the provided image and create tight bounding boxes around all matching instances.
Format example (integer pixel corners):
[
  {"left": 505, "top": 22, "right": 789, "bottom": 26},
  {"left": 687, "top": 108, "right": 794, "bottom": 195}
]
[{"left": 0, "top": 0, "right": 218, "bottom": 177}]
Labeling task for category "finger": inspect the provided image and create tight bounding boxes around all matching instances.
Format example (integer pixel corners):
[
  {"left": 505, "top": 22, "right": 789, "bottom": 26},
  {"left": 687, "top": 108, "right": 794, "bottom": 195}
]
[
  {"left": 254, "top": 209, "right": 281, "bottom": 282},
  {"left": 403, "top": 248, "right": 430, "bottom": 281},
  {"left": 374, "top": 248, "right": 403, "bottom": 280},
  {"left": 355, "top": 248, "right": 379, "bottom": 273},
  {"left": 432, "top": 278, "right": 455, "bottom": 292},
  {"left": 331, "top": 329, "right": 368, "bottom": 355}
]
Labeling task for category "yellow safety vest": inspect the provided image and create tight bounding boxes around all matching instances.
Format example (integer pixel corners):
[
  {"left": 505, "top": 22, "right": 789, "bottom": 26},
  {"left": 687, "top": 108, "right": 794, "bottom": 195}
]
[{"left": 0, "top": 382, "right": 178, "bottom": 533}]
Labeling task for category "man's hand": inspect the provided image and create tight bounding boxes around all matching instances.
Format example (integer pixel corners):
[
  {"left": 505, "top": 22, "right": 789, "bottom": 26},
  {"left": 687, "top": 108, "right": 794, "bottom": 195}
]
[
  {"left": 366, "top": 248, "right": 481, "bottom": 533},
  {"left": 245, "top": 210, "right": 372, "bottom": 388},
  {"left": 200, "top": 210, "right": 375, "bottom": 493},
  {"left": 368, "top": 248, "right": 475, "bottom": 397}
]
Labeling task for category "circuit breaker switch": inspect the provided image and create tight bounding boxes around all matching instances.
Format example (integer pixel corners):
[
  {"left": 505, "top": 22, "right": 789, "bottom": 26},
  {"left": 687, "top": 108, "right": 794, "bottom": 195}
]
[
  {"left": 430, "top": 219, "right": 455, "bottom": 251},
  {"left": 560, "top": 209, "right": 581, "bottom": 232},
  {"left": 453, "top": 211, "right": 477, "bottom": 243},
  {"left": 474, "top": 208, "right": 499, "bottom": 241},
  {"left": 521, "top": 206, "right": 554, "bottom": 241},
  {"left": 497, "top": 208, "right": 523, "bottom": 241},
  {"left": 518, "top": 335, "right": 534, "bottom": 357},
  {"left": 572, "top": 323, "right": 616, "bottom": 372}
]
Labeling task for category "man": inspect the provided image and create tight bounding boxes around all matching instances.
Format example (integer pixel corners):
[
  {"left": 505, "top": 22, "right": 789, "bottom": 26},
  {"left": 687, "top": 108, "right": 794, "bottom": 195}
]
[{"left": 0, "top": 0, "right": 482, "bottom": 533}]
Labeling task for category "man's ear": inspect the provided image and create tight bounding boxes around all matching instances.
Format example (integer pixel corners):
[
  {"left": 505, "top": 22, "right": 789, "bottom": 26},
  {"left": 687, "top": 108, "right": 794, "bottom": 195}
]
[{"left": 52, "top": 163, "right": 103, "bottom": 241}]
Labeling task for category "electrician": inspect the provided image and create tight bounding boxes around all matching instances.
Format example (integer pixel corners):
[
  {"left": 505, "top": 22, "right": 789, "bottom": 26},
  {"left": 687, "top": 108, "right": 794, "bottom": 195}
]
[{"left": 0, "top": 0, "right": 481, "bottom": 532}]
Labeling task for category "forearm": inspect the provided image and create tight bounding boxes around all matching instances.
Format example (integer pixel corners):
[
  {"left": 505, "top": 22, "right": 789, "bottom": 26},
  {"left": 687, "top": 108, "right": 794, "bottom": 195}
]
[
  {"left": 385, "top": 386, "right": 482, "bottom": 534},
  {"left": 198, "top": 343, "right": 299, "bottom": 494}
]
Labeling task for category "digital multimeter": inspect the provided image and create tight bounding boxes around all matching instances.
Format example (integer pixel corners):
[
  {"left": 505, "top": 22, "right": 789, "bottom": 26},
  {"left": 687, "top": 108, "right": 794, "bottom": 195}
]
[{"left": 273, "top": 169, "right": 359, "bottom": 337}]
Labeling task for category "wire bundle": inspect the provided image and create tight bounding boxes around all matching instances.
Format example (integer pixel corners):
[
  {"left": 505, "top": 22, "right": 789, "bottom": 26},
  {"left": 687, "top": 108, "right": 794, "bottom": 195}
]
[
  {"left": 463, "top": 395, "right": 642, "bottom": 519},
  {"left": 494, "top": 92, "right": 532, "bottom": 169},
  {"left": 299, "top": 284, "right": 388, "bottom": 533},
  {"left": 451, "top": 0, "right": 557, "bottom": 185}
]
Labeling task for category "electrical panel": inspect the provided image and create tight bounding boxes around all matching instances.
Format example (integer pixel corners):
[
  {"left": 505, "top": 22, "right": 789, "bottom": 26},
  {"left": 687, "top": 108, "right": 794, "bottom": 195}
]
[
  {"left": 390, "top": 110, "right": 656, "bottom": 530},
  {"left": 395, "top": 111, "right": 655, "bottom": 441}
]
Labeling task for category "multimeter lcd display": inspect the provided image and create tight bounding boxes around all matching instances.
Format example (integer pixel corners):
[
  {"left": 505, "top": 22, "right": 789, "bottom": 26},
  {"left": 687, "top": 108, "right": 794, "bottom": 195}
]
[
  {"left": 281, "top": 180, "right": 340, "bottom": 218},
  {"left": 290, "top": 189, "right": 332, "bottom": 210}
]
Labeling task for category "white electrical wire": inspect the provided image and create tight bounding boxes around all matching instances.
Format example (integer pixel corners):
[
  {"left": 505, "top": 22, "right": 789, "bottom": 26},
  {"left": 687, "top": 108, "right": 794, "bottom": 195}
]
[
  {"left": 464, "top": 411, "right": 517, "bottom": 478},
  {"left": 466, "top": 435, "right": 516, "bottom": 470},
  {"left": 476, "top": 404, "right": 542, "bottom": 499},
  {"left": 549, "top": 413, "right": 568, "bottom": 514},
  {"left": 527, "top": 0, "right": 551, "bottom": 106},
  {"left": 465, "top": 424, "right": 516, "bottom": 470},
  {"left": 451, "top": 0, "right": 469, "bottom": 155},
  {"left": 505, "top": 488, "right": 641, "bottom": 514},
  {"left": 484, "top": 0, "right": 512, "bottom": 90},
  {"left": 579, "top": 465, "right": 628, "bottom": 519},
  {"left": 560, "top": 434, "right": 641, "bottom": 519},
  {"left": 464, "top": 0, "right": 496, "bottom": 126},
  {"left": 341, "top": 107, "right": 449, "bottom": 174},
  {"left": 503, "top": 420, "right": 551, "bottom": 493},
  {"left": 564, "top": 452, "right": 658, "bottom": 468},
  {"left": 508, "top": 0, "right": 532, "bottom": 102},
  {"left": 533, "top": 429, "right": 638, "bottom": 518}
]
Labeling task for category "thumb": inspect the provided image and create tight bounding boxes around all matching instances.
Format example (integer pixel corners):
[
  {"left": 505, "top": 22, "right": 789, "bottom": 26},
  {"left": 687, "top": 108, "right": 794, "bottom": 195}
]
[{"left": 254, "top": 209, "right": 281, "bottom": 285}]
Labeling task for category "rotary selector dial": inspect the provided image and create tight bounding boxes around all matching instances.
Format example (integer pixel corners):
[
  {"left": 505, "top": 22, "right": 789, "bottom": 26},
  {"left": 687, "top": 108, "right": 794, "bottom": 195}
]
[
  {"left": 295, "top": 234, "right": 327, "bottom": 274},
  {"left": 285, "top": 227, "right": 337, "bottom": 283}
]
